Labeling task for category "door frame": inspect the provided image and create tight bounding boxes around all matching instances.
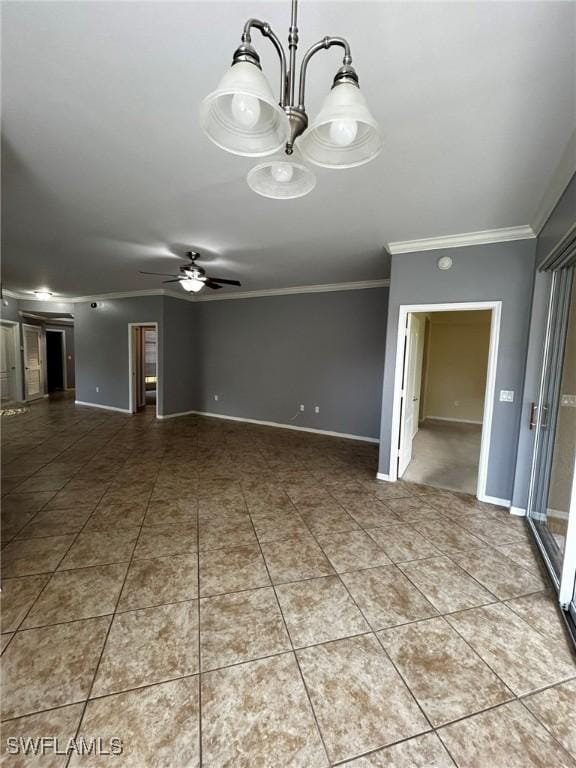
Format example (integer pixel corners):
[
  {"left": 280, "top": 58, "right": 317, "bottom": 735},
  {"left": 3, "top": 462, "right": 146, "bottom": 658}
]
[
  {"left": 388, "top": 300, "right": 502, "bottom": 503},
  {"left": 0, "top": 320, "right": 23, "bottom": 404},
  {"left": 45, "top": 328, "right": 68, "bottom": 390},
  {"left": 22, "top": 322, "right": 45, "bottom": 402},
  {"left": 128, "top": 322, "right": 159, "bottom": 418}
]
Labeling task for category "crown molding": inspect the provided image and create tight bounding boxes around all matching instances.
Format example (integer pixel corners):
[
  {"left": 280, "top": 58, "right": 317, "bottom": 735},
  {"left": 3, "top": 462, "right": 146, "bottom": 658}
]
[
  {"left": 387, "top": 225, "right": 536, "bottom": 255},
  {"left": 531, "top": 129, "right": 576, "bottom": 234},
  {"left": 2, "top": 281, "right": 390, "bottom": 306}
]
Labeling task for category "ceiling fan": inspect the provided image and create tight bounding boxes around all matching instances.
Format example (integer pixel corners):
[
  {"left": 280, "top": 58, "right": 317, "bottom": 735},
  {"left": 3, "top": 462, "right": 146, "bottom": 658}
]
[{"left": 139, "top": 251, "right": 241, "bottom": 293}]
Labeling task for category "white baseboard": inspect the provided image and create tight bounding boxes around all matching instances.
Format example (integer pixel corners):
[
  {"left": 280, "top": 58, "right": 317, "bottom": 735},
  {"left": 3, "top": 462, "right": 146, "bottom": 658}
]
[
  {"left": 165, "top": 409, "right": 379, "bottom": 443},
  {"left": 510, "top": 506, "right": 527, "bottom": 517},
  {"left": 156, "top": 409, "right": 196, "bottom": 420},
  {"left": 75, "top": 400, "right": 132, "bottom": 414},
  {"left": 424, "top": 416, "right": 483, "bottom": 425},
  {"left": 478, "top": 494, "right": 511, "bottom": 508},
  {"left": 376, "top": 472, "right": 395, "bottom": 482}
]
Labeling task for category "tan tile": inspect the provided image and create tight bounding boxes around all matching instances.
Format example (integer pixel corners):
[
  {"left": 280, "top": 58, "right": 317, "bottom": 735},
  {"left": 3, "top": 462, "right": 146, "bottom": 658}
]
[
  {"left": 261, "top": 536, "right": 335, "bottom": 584},
  {"left": 16, "top": 506, "right": 94, "bottom": 539},
  {"left": 383, "top": 496, "right": 447, "bottom": 523},
  {"left": 198, "top": 510, "right": 257, "bottom": 551},
  {"left": 411, "top": 519, "right": 486, "bottom": 555},
  {"left": 438, "top": 700, "right": 576, "bottom": 768},
  {"left": 1, "top": 508, "right": 37, "bottom": 542},
  {"left": 22, "top": 564, "right": 127, "bottom": 628},
  {"left": 143, "top": 498, "right": 197, "bottom": 527},
  {"left": 118, "top": 553, "right": 198, "bottom": 611},
  {"left": 46, "top": 486, "right": 106, "bottom": 509},
  {"left": 1, "top": 633, "right": 14, "bottom": 654},
  {"left": 298, "top": 505, "right": 359, "bottom": 535},
  {"left": 276, "top": 575, "right": 369, "bottom": 647},
  {"left": 316, "top": 530, "right": 392, "bottom": 573},
  {"left": 495, "top": 541, "right": 548, "bottom": 574},
  {"left": 58, "top": 529, "right": 138, "bottom": 570},
  {"left": 367, "top": 524, "right": 440, "bottom": 562},
  {"left": 297, "top": 634, "right": 428, "bottom": 763},
  {"left": 504, "top": 590, "right": 569, "bottom": 642},
  {"left": 523, "top": 680, "right": 576, "bottom": 759},
  {"left": 379, "top": 617, "right": 512, "bottom": 726},
  {"left": 3, "top": 491, "right": 56, "bottom": 513},
  {"left": 399, "top": 556, "right": 496, "bottom": 613},
  {"left": 446, "top": 603, "right": 576, "bottom": 695},
  {"left": 133, "top": 525, "right": 197, "bottom": 560},
  {"left": 343, "top": 733, "right": 454, "bottom": 767},
  {"left": 199, "top": 544, "right": 270, "bottom": 597},
  {"left": 69, "top": 678, "right": 200, "bottom": 768},
  {"left": 200, "top": 587, "right": 290, "bottom": 670},
  {"left": 1, "top": 535, "right": 76, "bottom": 577},
  {"left": 249, "top": 508, "right": 310, "bottom": 543},
  {"left": 453, "top": 511, "right": 528, "bottom": 546},
  {"left": 202, "top": 653, "right": 328, "bottom": 768},
  {"left": 452, "top": 546, "right": 547, "bottom": 599},
  {"left": 1, "top": 704, "right": 84, "bottom": 767},
  {"left": 92, "top": 601, "right": 199, "bottom": 697},
  {"left": 99, "top": 483, "right": 153, "bottom": 507},
  {"left": 1, "top": 617, "right": 110, "bottom": 719},
  {"left": 84, "top": 501, "right": 147, "bottom": 530},
  {"left": 14, "top": 473, "right": 72, "bottom": 493},
  {"left": 0, "top": 574, "right": 50, "bottom": 631},
  {"left": 341, "top": 565, "right": 437, "bottom": 629},
  {"left": 341, "top": 498, "right": 402, "bottom": 528}
]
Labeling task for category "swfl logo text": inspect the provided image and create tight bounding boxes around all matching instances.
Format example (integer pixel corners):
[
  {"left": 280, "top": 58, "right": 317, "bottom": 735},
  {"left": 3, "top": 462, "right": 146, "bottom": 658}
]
[{"left": 5, "top": 737, "right": 123, "bottom": 757}]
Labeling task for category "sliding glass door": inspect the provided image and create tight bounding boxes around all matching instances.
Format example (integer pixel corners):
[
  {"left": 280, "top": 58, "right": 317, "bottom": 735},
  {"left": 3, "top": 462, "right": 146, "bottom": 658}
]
[{"left": 528, "top": 267, "right": 576, "bottom": 633}]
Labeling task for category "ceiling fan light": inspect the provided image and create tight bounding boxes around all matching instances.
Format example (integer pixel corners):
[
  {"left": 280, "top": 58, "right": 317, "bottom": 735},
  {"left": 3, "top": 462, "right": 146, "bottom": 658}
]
[
  {"left": 199, "top": 62, "right": 290, "bottom": 157},
  {"left": 180, "top": 278, "right": 205, "bottom": 293},
  {"left": 247, "top": 157, "right": 316, "bottom": 199},
  {"left": 297, "top": 82, "right": 382, "bottom": 169}
]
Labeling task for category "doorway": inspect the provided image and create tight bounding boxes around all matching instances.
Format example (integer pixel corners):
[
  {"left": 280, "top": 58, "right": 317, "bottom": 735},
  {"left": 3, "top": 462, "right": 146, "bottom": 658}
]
[
  {"left": 129, "top": 323, "right": 158, "bottom": 415},
  {"left": 22, "top": 324, "right": 45, "bottom": 401},
  {"left": 390, "top": 301, "right": 501, "bottom": 501},
  {"left": 0, "top": 322, "right": 20, "bottom": 405},
  {"left": 45, "top": 329, "right": 66, "bottom": 392}
]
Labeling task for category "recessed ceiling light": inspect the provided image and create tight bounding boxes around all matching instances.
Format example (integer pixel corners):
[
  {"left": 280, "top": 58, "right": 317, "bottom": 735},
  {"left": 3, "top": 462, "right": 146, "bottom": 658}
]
[
  {"left": 437, "top": 256, "right": 453, "bottom": 271},
  {"left": 33, "top": 290, "right": 53, "bottom": 300}
]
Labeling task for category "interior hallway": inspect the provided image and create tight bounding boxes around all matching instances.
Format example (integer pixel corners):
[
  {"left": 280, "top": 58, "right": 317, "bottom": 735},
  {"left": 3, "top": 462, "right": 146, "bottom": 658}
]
[
  {"left": 1, "top": 396, "right": 575, "bottom": 767},
  {"left": 402, "top": 419, "right": 482, "bottom": 495}
]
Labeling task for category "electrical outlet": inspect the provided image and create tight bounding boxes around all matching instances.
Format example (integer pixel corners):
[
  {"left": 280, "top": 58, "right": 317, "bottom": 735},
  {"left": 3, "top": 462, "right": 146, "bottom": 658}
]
[
  {"left": 499, "top": 390, "right": 514, "bottom": 403},
  {"left": 299, "top": 404, "right": 305, "bottom": 412},
  {"left": 454, "top": 400, "right": 460, "bottom": 407},
  {"left": 214, "top": 394, "right": 219, "bottom": 401},
  {"left": 561, "top": 394, "right": 576, "bottom": 407},
  {"left": 314, "top": 406, "right": 320, "bottom": 414},
  {"left": 96, "top": 386, "right": 99, "bottom": 393}
]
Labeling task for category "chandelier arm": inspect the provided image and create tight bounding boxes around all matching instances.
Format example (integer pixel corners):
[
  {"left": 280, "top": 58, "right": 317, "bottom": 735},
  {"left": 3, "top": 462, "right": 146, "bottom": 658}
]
[
  {"left": 297, "top": 36, "right": 352, "bottom": 109},
  {"left": 241, "top": 19, "right": 288, "bottom": 106}
]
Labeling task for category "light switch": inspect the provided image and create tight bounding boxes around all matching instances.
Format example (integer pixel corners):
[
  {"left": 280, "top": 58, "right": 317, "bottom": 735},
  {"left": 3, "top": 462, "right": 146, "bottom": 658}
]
[
  {"left": 499, "top": 390, "right": 514, "bottom": 403},
  {"left": 561, "top": 394, "right": 576, "bottom": 407}
]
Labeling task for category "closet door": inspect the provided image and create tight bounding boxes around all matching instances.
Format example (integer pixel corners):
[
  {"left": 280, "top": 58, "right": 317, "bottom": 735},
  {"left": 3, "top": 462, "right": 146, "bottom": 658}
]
[{"left": 23, "top": 324, "right": 44, "bottom": 401}]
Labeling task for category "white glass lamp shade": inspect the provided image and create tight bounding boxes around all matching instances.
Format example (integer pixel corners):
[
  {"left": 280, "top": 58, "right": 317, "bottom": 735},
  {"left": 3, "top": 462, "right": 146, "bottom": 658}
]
[
  {"left": 297, "top": 83, "right": 382, "bottom": 169},
  {"left": 199, "top": 62, "right": 290, "bottom": 157},
  {"left": 180, "top": 278, "right": 205, "bottom": 293},
  {"left": 247, "top": 157, "right": 316, "bottom": 199}
]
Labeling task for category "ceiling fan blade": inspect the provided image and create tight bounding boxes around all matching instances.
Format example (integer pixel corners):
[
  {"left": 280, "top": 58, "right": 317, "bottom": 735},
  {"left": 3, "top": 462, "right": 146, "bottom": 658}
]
[
  {"left": 204, "top": 280, "right": 223, "bottom": 289},
  {"left": 162, "top": 278, "right": 184, "bottom": 283},
  {"left": 140, "top": 270, "right": 180, "bottom": 277},
  {"left": 207, "top": 277, "right": 242, "bottom": 286}
]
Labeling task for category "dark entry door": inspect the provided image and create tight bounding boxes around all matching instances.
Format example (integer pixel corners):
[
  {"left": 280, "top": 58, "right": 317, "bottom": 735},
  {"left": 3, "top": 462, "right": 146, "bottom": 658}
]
[{"left": 46, "top": 331, "right": 64, "bottom": 391}]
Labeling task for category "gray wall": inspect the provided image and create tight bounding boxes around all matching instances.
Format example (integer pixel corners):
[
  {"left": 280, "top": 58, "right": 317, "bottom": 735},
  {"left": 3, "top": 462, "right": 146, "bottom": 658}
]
[
  {"left": 378, "top": 240, "right": 537, "bottom": 501},
  {"left": 75, "top": 296, "right": 164, "bottom": 412},
  {"left": 190, "top": 288, "right": 389, "bottom": 439},
  {"left": 162, "top": 296, "right": 199, "bottom": 416}
]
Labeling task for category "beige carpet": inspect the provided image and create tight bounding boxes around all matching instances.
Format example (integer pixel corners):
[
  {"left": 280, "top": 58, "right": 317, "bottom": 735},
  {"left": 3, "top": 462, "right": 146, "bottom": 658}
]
[{"left": 401, "top": 419, "right": 482, "bottom": 495}]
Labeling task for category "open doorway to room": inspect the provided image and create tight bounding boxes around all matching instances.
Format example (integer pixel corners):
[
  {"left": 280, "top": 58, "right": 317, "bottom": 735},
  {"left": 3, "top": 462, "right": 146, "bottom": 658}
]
[
  {"left": 129, "top": 323, "right": 158, "bottom": 414},
  {"left": 45, "top": 329, "right": 66, "bottom": 392},
  {"left": 390, "top": 301, "right": 501, "bottom": 500}
]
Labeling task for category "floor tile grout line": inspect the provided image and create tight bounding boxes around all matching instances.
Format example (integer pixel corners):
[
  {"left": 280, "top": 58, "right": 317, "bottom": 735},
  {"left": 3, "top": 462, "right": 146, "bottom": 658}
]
[
  {"left": 515, "top": 695, "right": 576, "bottom": 764},
  {"left": 241, "top": 486, "right": 333, "bottom": 767},
  {"left": 194, "top": 491, "right": 203, "bottom": 768}
]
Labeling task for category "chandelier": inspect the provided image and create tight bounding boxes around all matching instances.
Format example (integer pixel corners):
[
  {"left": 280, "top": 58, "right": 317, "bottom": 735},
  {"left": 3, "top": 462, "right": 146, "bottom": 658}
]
[{"left": 199, "top": 0, "right": 381, "bottom": 199}]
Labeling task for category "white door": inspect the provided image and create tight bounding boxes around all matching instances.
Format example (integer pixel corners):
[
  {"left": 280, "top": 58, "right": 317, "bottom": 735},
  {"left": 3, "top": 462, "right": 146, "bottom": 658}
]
[
  {"left": 23, "top": 325, "right": 44, "bottom": 401},
  {"left": 0, "top": 324, "right": 17, "bottom": 404},
  {"left": 398, "top": 313, "right": 426, "bottom": 476}
]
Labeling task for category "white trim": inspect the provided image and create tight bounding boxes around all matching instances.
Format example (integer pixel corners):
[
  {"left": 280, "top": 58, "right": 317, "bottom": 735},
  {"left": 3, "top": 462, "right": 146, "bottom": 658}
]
[
  {"left": 376, "top": 472, "right": 394, "bottom": 482},
  {"left": 387, "top": 226, "right": 535, "bottom": 255},
  {"left": 478, "top": 494, "right": 511, "bottom": 508},
  {"left": 75, "top": 400, "right": 131, "bottom": 414},
  {"left": 159, "top": 409, "right": 379, "bottom": 443},
  {"left": 22, "top": 323, "right": 45, "bottom": 401},
  {"left": 559, "top": 450, "right": 576, "bottom": 607},
  {"left": 510, "top": 506, "right": 527, "bottom": 517},
  {"left": 532, "top": 128, "right": 576, "bottom": 234},
  {"left": 0, "top": 320, "right": 24, "bottom": 403},
  {"left": 128, "top": 322, "right": 159, "bottom": 418},
  {"left": 423, "top": 415, "right": 483, "bottom": 425},
  {"left": 3, "top": 280, "right": 390, "bottom": 305},
  {"left": 388, "top": 301, "right": 502, "bottom": 505}
]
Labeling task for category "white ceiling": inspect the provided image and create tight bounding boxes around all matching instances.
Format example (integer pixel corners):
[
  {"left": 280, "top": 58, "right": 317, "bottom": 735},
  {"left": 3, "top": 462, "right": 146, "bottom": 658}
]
[{"left": 2, "top": 1, "right": 575, "bottom": 298}]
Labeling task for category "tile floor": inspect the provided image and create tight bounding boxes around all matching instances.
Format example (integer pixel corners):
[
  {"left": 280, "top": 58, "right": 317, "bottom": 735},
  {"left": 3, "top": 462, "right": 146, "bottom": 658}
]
[{"left": 1, "top": 396, "right": 575, "bottom": 767}]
